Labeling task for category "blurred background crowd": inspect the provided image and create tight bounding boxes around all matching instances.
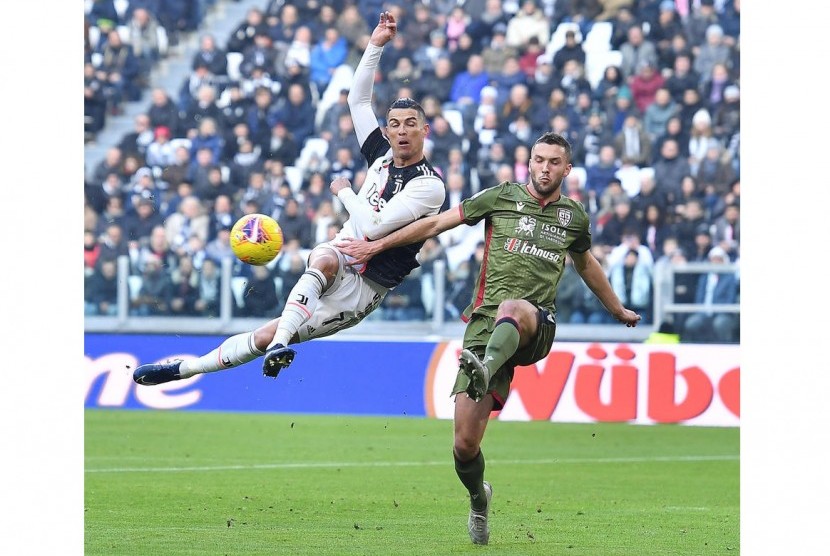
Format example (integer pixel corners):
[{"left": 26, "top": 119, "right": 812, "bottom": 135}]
[{"left": 84, "top": 0, "right": 740, "bottom": 343}]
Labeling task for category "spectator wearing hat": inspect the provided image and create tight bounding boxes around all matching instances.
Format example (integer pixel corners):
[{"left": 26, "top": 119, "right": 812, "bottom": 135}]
[
  {"left": 694, "top": 24, "right": 733, "bottom": 87},
  {"left": 145, "top": 126, "right": 176, "bottom": 168},
  {"left": 684, "top": 0, "right": 720, "bottom": 50},
  {"left": 712, "top": 85, "right": 740, "bottom": 143},
  {"left": 682, "top": 245, "right": 739, "bottom": 343}
]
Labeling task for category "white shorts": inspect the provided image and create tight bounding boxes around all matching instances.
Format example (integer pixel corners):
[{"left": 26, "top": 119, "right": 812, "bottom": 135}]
[{"left": 297, "top": 242, "right": 389, "bottom": 342}]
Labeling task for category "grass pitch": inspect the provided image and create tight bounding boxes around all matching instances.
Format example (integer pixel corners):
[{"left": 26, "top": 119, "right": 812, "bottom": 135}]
[{"left": 85, "top": 410, "right": 739, "bottom": 555}]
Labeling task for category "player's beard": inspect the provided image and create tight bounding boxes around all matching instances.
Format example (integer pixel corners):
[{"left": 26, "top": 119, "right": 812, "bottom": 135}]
[{"left": 530, "top": 172, "right": 563, "bottom": 198}]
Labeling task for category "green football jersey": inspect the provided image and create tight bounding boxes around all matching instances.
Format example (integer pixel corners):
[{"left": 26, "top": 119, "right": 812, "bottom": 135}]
[{"left": 459, "top": 181, "right": 592, "bottom": 319}]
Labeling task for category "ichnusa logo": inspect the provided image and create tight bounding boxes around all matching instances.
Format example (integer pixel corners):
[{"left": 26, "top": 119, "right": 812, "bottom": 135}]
[{"left": 504, "top": 238, "right": 561, "bottom": 262}]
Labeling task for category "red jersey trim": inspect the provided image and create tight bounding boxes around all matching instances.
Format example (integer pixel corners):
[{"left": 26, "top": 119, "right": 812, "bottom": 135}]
[{"left": 472, "top": 219, "right": 493, "bottom": 311}]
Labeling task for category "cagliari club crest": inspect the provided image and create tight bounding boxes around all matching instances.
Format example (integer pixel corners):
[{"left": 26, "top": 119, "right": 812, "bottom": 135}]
[{"left": 557, "top": 208, "right": 572, "bottom": 227}]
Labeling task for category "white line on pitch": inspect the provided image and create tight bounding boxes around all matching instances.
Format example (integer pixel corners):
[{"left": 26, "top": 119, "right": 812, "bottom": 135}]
[{"left": 85, "top": 454, "right": 738, "bottom": 473}]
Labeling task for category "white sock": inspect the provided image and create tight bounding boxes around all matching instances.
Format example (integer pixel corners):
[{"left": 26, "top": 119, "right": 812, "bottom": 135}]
[
  {"left": 269, "top": 268, "right": 327, "bottom": 349},
  {"left": 179, "top": 332, "right": 263, "bottom": 378}
]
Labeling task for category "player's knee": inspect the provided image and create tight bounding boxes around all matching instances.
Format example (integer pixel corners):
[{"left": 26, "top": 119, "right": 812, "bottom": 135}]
[
  {"left": 308, "top": 248, "right": 340, "bottom": 287},
  {"left": 496, "top": 299, "right": 535, "bottom": 328},
  {"left": 453, "top": 435, "right": 480, "bottom": 461}
]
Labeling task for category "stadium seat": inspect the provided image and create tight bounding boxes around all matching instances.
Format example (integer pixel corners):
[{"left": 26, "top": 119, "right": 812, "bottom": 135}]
[
  {"left": 230, "top": 276, "right": 248, "bottom": 309},
  {"left": 583, "top": 22, "right": 613, "bottom": 53},
  {"left": 170, "top": 138, "right": 192, "bottom": 152},
  {"left": 226, "top": 52, "right": 244, "bottom": 82},
  {"left": 284, "top": 166, "right": 304, "bottom": 194},
  {"left": 586, "top": 50, "right": 623, "bottom": 89},
  {"left": 443, "top": 109, "right": 464, "bottom": 136},
  {"left": 273, "top": 276, "right": 284, "bottom": 299},
  {"left": 315, "top": 64, "right": 355, "bottom": 129},
  {"left": 113, "top": 0, "right": 129, "bottom": 20},
  {"left": 570, "top": 166, "right": 588, "bottom": 189},
  {"left": 87, "top": 25, "right": 100, "bottom": 50},
  {"left": 157, "top": 26, "right": 169, "bottom": 57},
  {"left": 127, "top": 276, "right": 143, "bottom": 301},
  {"left": 298, "top": 137, "right": 329, "bottom": 168},
  {"left": 116, "top": 25, "right": 130, "bottom": 44}
]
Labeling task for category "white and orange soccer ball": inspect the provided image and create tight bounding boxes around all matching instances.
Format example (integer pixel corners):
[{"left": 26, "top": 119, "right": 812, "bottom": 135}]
[{"left": 229, "top": 213, "right": 283, "bottom": 266}]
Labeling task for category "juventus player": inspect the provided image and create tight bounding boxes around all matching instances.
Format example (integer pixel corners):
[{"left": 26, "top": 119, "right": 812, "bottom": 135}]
[{"left": 133, "top": 11, "right": 445, "bottom": 386}]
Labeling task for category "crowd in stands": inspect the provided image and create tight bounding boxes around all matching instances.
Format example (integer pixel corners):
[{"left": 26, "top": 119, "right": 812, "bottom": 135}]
[{"left": 84, "top": 0, "right": 740, "bottom": 344}]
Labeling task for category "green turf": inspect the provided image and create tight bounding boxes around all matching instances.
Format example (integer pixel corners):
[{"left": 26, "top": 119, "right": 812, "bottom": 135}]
[{"left": 85, "top": 410, "right": 739, "bottom": 555}]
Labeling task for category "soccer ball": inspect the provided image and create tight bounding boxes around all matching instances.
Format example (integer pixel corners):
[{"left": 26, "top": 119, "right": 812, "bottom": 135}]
[{"left": 229, "top": 213, "right": 283, "bottom": 266}]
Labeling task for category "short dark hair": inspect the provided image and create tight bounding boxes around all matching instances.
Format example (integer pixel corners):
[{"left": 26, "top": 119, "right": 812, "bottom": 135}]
[
  {"left": 533, "top": 132, "right": 573, "bottom": 162},
  {"left": 387, "top": 97, "right": 426, "bottom": 121}
]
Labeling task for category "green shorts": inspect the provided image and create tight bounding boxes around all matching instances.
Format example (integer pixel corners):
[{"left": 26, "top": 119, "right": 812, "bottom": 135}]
[{"left": 451, "top": 307, "right": 557, "bottom": 410}]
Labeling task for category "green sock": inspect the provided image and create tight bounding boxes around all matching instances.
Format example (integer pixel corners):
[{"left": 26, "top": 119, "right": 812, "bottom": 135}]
[
  {"left": 484, "top": 318, "right": 521, "bottom": 375},
  {"left": 454, "top": 450, "right": 487, "bottom": 511}
]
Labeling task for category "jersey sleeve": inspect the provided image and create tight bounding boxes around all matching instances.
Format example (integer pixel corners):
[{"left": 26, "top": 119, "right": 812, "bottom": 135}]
[
  {"left": 567, "top": 203, "right": 593, "bottom": 254},
  {"left": 348, "top": 43, "right": 385, "bottom": 164},
  {"left": 337, "top": 175, "right": 446, "bottom": 240},
  {"left": 459, "top": 183, "right": 504, "bottom": 225}
]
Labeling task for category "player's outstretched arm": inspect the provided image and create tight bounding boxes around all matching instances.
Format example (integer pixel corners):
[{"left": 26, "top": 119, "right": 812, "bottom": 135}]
[
  {"left": 571, "top": 249, "right": 642, "bottom": 327},
  {"left": 347, "top": 11, "right": 398, "bottom": 145},
  {"left": 336, "top": 208, "right": 464, "bottom": 264}
]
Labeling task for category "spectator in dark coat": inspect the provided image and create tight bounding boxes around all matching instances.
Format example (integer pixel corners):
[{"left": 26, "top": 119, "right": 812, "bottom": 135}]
[
  {"left": 239, "top": 265, "right": 281, "bottom": 317},
  {"left": 273, "top": 83, "right": 316, "bottom": 148},
  {"left": 277, "top": 198, "right": 314, "bottom": 248},
  {"left": 192, "top": 33, "right": 228, "bottom": 76},
  {"left": 147, "top": 87, "right": 182, "bottom": 136}
]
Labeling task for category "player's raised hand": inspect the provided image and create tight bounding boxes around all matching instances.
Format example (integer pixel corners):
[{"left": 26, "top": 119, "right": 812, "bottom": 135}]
[
  {"left": 369, "top": 11, "right": 397, "bottom": 47},
  {"left": 334, "top": 237, "right": 379, "bottom": 265}
]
